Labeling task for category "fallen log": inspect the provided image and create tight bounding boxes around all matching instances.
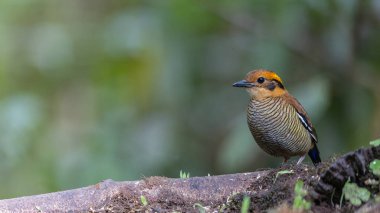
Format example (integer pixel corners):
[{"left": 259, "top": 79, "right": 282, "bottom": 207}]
[
  {"left": 0, "top": 171, "right": 268, "bottom": 212},
  {"left": 0, "top": 145, "right": 379, "bottom": 212}
]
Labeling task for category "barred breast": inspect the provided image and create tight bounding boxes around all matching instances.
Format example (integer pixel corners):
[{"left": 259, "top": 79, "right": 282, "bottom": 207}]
[{"left": 247, "top": 97, "right": 312, "bottom": 158}]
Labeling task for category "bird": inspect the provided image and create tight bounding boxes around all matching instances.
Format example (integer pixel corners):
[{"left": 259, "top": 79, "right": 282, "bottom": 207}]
[{"left": 233, "top": 69, "right": 321, "bottom": 166}]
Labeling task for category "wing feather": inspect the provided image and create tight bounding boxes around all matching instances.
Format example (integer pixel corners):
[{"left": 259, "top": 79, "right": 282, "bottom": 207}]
[{"left": 284, "top": 93, "right": 318, "bottom": 143}]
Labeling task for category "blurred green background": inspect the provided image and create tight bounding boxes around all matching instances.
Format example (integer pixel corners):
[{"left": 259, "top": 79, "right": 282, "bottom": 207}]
[{"left": 0, "top": 0, "right": 379, "bottom": 198}]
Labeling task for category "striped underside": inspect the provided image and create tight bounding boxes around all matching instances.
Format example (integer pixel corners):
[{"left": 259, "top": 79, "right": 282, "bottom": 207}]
[{"left": 247, "top": 97, "right": 312, "bottom": 158}]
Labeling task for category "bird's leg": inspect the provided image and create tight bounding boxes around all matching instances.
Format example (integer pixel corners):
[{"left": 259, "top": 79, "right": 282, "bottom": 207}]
[
  {"left": 283, "top": 157, "right": 288, "bottom": 163},
  {"left": 281, "top": 157, "right": 289, "bottom": 166},
  {"left": 296, "top": 155, "right": 306, "bottom": 165}
]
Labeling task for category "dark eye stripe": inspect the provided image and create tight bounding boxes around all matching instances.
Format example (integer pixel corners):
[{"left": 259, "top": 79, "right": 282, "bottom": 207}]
[{"left": 272, "top": 79, "right": 284, "bottom": 89}]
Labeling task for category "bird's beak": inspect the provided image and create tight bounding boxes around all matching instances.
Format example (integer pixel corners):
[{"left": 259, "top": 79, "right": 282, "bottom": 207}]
[{"left": 232, "top": 80, "right": 254, "bottom": 88}]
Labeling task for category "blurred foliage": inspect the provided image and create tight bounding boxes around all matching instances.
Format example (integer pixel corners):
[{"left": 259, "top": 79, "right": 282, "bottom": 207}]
[
  {"left": 370, "top": 138, "right": 380, "bottom": 147},
  {"left": 342, "top": 180, "right": 371, "bottom": 206},
  {"left": 369, "top": 159, "right": 380, "bottom": 176},
  {"left": 293, "top": 180, "right": 311, "bottom": 211},
  {"left": 0, "top": 0, "right": 379, "bottom": 198}
]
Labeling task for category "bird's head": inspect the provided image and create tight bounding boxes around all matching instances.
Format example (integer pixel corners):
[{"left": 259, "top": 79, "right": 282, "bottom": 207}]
[{"left": 233, "top": 69, "right": 287, "bottom": 99}]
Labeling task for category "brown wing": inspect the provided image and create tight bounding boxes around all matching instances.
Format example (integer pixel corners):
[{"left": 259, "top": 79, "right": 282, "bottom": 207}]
[{"left": 283, "top": 93, "right": 318, "bottom": 143}]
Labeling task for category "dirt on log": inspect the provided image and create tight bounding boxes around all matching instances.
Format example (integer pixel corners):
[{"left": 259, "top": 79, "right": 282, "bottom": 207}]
[
  {"left": 0, "top": 171, "right": 268, "bottom": 212},
  {"left": 0, "top": 146, "right": 379, "bottom": 212}
]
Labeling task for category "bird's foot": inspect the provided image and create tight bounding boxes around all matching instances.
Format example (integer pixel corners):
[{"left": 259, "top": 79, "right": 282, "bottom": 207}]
[{"left": 296, "top": 155, "right": 306, "bottom": 165}]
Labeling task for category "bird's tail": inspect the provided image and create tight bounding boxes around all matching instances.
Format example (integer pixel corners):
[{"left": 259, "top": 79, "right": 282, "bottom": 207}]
[{"left": 308, "top": 144, "right": 321, "bottom": 166}]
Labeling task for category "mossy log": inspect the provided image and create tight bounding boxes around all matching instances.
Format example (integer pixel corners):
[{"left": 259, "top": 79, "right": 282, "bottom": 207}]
[
  {"left": 0, "top": 171, "right": 268, "bottom": 212},
  {"left": 0, "top": 146, "right": 379, "bottom": 212}
]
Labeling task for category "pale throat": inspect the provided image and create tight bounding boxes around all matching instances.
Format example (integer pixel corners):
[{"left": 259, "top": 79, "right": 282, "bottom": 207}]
[{"left": 246, "top": 87, "right": 286, "bottom": 100}]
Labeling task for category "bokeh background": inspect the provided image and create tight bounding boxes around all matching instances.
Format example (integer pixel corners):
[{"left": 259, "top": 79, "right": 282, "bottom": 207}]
[{"left": 0, "top": 0, "right": 379, "bottom": 198}]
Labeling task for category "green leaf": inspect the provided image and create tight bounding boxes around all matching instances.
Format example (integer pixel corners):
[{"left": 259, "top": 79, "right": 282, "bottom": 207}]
[
  {"left": 343, "top": 181, "right": 370, "bottom": 206},
  {"left": 370, "top": 160, "right": 380, "bottom": 176},
  {"left": 370, "top": 138, "right": 380, "bottom": 147},
  {"left": 351, "top": 198, "right": 362, "bottom": 206},
  {"left": 180, "top": 170, "right": 190, "bottom": 179},
  {"left": 293, "top": 196, "right": 303, "bottom": 208},
  {"left": 140, "top": 195, "right": 148, "bottom": 206},
  {"left": 294, "top": 180, "right": 303, "bottom": 193},
  {"left": 193, "top": 203, "right": 206, "bottom": 213},
  {"left": 274, "top": 170, "right": 293, "bottom": 183},
  {"left": 240, "top": 196, "right": 250, "bottom": 213},
  {"left": 292, "top": 180, "right": 311, "bottom": 210},
  {"left": 293, "top": 195, "right": 311, "bottom": 210},
  {"left": 294, "top": 180, "right": 307, "bottom": 196},
  {"left": 303, "top": 200, "right": 311, "bottom": 210},
  {"left": 357, "top": 187, "right": 371, "bottom": 201}
]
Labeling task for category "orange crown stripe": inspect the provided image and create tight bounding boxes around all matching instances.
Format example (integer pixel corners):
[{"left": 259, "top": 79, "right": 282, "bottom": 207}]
[
  {"left": 264, "top": 72, "right": 283, "bottom": 84},
  {"left": 252, "top": 69, "right": 283, "bottom": 83}
]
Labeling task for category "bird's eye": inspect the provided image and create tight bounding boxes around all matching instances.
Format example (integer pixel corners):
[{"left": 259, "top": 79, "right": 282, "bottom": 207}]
[{"left": 257, "top": 77, "right": 265, "bottom": 84}]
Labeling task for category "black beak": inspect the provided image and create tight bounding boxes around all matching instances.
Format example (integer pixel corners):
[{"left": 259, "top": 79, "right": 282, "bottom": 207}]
[{"left": 232, "top": 80, "right": 254, "bottom": 88}]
